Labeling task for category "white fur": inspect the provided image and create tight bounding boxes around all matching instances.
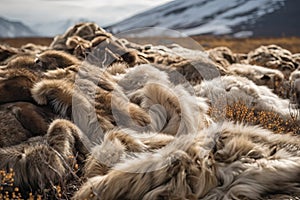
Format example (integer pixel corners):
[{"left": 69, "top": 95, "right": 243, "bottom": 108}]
[{"left": 195, "top": 75, "right": 298, "bottom": 118}]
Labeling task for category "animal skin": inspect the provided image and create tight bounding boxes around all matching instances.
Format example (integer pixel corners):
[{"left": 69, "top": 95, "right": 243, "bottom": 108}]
[
  {"left": 294, "top": 78, "right": 300, "bottom": 108},
  {"left": 0, "top": 102, "right": 55, "bottom": 147},
  {"left": 227, "top": 63, "right": 285, "bottom": 96},
  {"left": 0, "top": 119, "right": 90, "bottom": 193},
  {"left": 84, "top": 128, "right": 175, "bottom": 178},
  {"left": 118, "top": 64, "right": 211, "bottom": 135},
  {"left": 31, "top": 64, "right": 152, "bottom": 142},
  {"left": 0, "top": 68, "right": 39, "bottom": 103},
  {"left": 1, "top": 23, "right": 300, "bottom": 199},
  {"left": 74, "top": 122, "right": 300, "bottom": 200},
  {"left": 35, "top": 50, "right": 80, "bottom": 70},
  {"left": 195, "top": 75, "right": 299, "bottom": 120}
]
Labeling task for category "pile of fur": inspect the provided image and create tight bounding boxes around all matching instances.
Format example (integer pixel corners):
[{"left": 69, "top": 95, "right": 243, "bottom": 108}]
[{"left": 0, "top": 22, "right": 300, "bottom": 199}]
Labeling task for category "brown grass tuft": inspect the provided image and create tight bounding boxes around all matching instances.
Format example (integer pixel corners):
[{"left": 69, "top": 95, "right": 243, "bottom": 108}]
[{"left": 209, "top": 101, "right": 300, "bottom": 134}]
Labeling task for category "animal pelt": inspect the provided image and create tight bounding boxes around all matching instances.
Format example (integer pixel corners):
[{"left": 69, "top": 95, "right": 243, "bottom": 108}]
[
  {"left": 50, "top": 22, "right": 112, "bottom": 51},
  {"left": 5, "top": 55, "right": 37, "bottom": 70},
  {"left": 207, "top": 46, "right": 237, "bottom": 68},
  {"left": 117, "top": 64, "right": 171, "bottom": 96},
  {"left": 138, "top": 83, "right": 209, "bottom": 135},
  {"left": 0, "top": 68, "right": 39, "bottom": 103},
  {"left": 0, "top": 119, "right": 90, "bottom": 193},
  {"left": 195, "top": 75, "right": 299, "bottom": 120},
  {"left": 0, "top": 44, "right": 20, "bottom": 64},
  {"left": 247, "top": 45, "right": 298, "bottom": 79},
  {"left": 290, "top": 68, "right": 300, "bottom": 82},
  {"left": 20, "top": 43, "right": 48, "bottom": 54},
  {"left": 118, "top": 64, "right": 211, "bottom": 135},
  {"left": 74, "top": 122, "right": 300, "bottom": 200},
  {"left": 31, "top": 64, "right": 152, "bottom": 142},
  {"left": 227, "top": 63, "right": 285, "bottom": 93},
  {"left": 294, "top": 78, "right": 300, "bottom": 108},
  {"left": 0, "top": 102, "right": 55, "bottom": 147},
  {"left": 84, "top": 128, "right": 175, "bottom": 178},
  {"left": 35, "top": 50, "right": 80, "bottom": 70}
]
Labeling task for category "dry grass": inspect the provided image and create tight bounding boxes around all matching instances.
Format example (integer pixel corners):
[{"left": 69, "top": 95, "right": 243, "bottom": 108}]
[
  {"left": 1, "top": 36, "right": 300, "bottom": 54},
  {"left": 209, "top": 101, "right": 300, "bottom": 135},
  {"left": 0, "top": 37, "right": 53, "bottom": 48},
  {"left": 192, "top": 36, "right": 300, "bottom": 53}
]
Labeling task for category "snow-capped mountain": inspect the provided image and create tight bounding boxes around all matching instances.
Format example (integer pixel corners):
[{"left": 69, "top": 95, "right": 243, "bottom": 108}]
[
  {"left": 108, "top": 0, "right": 299, "bottom": 37},
  {"left": 0, "top": 17, "right": 36, "bottom": 37}
]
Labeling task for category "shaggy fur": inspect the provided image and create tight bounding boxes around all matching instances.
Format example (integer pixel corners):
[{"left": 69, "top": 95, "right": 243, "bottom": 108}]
[
  {"left": 84, "top": 128, "right": 175, "bottom": 178},
  {"left": 32, "top": 64, "right": 152, "bottom": 141},
  {"left": 290, "top": 68, "right": 300, "bottom": 82},
  {"left": 5, "top": 55, "right": 37, "bottom": 70},
  {"left": 228, "top": 63, "right": 285, "bottom": 92},
  {"left": 247, "top": 45, "right": 298, "bottom": 79},
  {"left": 0, "top": 119, "right": 90, "bottom": 193},
  {"left": 35, "top": 50, "right": 80, "bottom": 70},
  {"left": 74, "top": 122, "right": 300, "bottom": 200},
  {"left": 294, "top": 78, "right": 300, "bottom": 108},
  {"left": 0, "top": 44, "right": 20, "bottom": 64},
  {"left": 2, "top": 23, "right": 300, "bottom": 199},
  {"left": 0, "top": 102, "right": 55, "bottom": 147},
  {"left": 195, "top": 75, "right": 299, "bottom": 119},
  {"left": 118, "top": 64, "right": 211, "bottom": 135}
]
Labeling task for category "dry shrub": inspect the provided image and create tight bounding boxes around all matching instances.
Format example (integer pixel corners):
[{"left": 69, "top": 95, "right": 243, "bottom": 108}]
[
  {"left": 0, "top": 169, "right": 22, "bottom": 199},
  {"left": 209, "top": 101, "right": 300, "bottom": 134}
]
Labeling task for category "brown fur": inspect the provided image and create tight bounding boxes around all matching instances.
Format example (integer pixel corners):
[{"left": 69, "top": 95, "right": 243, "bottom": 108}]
[
  {"left": 35, "top": 50, "right": 80, "bottom": 70},
  {"left": 84, "top": 129, "right": 149, "bottom": 178},
  {"left": 0, "top": 102, "right": 54, "bottom": 147},
  {"left": 105, "top": 62, "right": 128, "bottom": 76},
  {"left": 0, "top": 44, "right": 19, "bottom": 63},
  {"left": 0, "top": 68, "right": 39, "bottom": 103},
  {"left": 20, "top": 43, "right": 48, "bottom": 54},
  {"left": 5, "top": 55, "right": 36, "bottom": 70},
  {"left": 248, "top": 45, "right": 298, "bottom": 79},
  {"left": 31, "top": 79, "right": 75, "bottom": 116},
  {"left": 32, "top": 70, "right": 151, "bottom": 140},
  {"left": 0, "top": 119, "right": 90, "bottom": 193}
]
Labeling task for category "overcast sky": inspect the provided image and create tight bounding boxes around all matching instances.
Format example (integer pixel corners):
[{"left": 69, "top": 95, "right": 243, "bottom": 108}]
[{"left": 0, "top": 0, "right": 173, "bottom": 26}]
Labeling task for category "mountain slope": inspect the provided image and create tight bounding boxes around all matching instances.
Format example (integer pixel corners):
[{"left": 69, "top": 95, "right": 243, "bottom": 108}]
[
  {"left": 0, "top": 17, "right": 36, "bottom": 38},
  {"left": 108, "top": 0, "right": 298, "bottom": 37}
]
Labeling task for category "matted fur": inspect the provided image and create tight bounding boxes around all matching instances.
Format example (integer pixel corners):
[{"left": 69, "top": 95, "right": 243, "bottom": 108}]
[
  {"left": 136, "top": 82, "right": 211, "bottom": 135},
  {"left": 227, "top": 63, "right": 285, "bottom": 93},
  {"left": 74, "top": 122, "right": 300, "bottom": 200},
  {"left": 84, "top": 128, "right": 175, "bottom": 178},
  {"left": 118, "top": 64, "right": 211, "bottom": 135},
  {"left": 0, "top": 102, "right": 55, "bottom": 147},
  {"left": 32, "top": 66, "right": 152, "bottom": 141},
  {"left": 0, "top": 119, "right": 90, "bottom": 193}
]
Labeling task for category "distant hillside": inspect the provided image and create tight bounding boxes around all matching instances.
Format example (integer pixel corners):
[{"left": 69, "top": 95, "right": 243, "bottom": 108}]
[
  {"left": 0, "top": 17, "right": 36, "bottom": 38},
  {"left": 108, "top": 0, "right": 300, "bottom": 38}
]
